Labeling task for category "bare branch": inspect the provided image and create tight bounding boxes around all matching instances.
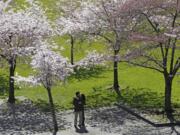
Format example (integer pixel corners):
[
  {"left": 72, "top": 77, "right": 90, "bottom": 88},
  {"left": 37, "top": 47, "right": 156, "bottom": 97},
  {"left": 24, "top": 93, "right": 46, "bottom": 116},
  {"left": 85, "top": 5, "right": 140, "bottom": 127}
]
[
  {"left": 120, "top": 60, "right": 164, "bottom": 73},
  {"left": 172, "top": 57, "right": 180, "bottom": 76}
]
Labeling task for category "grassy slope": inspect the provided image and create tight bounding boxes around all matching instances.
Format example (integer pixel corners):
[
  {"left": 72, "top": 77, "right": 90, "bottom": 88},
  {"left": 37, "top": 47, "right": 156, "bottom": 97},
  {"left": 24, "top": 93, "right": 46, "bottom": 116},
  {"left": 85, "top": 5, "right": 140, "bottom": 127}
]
[{"left": 0, "top": 0, "right": 179, "bottom": 110}]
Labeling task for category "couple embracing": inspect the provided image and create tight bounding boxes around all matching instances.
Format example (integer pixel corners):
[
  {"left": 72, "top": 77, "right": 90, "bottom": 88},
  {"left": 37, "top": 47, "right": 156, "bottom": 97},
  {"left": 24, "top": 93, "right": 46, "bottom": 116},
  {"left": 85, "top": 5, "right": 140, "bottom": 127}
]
[{"left": 73, "top": 91, "right": 86, "bottom": 129}]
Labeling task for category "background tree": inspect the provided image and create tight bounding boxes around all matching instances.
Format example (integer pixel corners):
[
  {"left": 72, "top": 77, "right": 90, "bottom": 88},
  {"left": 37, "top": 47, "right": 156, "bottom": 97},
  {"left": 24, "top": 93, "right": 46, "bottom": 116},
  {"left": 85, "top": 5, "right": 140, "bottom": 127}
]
[
  {"left": 123, "top": 0, "right": 180, "bottom": 113},
  {"left": 58, "top": 0, "right": 137, "bottom": 95},
  {"left": 0, "top": 5, "right": 52, "bottom": 103},
  {"left": 56, "top": 0, "right": 86, "bottom": 65}
]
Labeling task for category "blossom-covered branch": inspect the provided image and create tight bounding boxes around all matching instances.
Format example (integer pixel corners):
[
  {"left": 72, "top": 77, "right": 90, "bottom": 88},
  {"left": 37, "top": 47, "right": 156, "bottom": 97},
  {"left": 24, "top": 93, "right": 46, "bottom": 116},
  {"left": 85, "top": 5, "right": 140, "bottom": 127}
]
[{"left": 75, "top": 50, "right": 106, "bottom": 70}]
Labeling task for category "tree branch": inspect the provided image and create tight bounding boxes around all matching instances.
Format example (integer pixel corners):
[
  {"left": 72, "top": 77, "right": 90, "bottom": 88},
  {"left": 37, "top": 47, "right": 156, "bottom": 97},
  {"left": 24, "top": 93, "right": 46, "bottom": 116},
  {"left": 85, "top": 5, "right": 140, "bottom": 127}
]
[
  {"left": 142, "top": 54, "right": 164, "bottom": 69},
  {"left": 170, "top": 38, "right": 177, "bottom": 74},
  {"left": 98, "top": 33, "right": 113, "bottom": 44},
  {"left": 141, "top": 13, "right": 159, "bottom": 33},
  {"left": 120, "top": 60, "right": 164, "bottom": 73},
  {"left": 172, "top": 57, "right": 180, "bottom": 76}
]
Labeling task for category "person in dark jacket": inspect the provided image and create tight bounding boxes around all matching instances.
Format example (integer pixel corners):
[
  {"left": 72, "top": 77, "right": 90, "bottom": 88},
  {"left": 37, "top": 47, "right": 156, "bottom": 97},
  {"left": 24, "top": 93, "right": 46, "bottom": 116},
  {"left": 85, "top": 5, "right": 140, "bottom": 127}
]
[{"left": 73, "top": 91, "right": 83, "bottom": 128}]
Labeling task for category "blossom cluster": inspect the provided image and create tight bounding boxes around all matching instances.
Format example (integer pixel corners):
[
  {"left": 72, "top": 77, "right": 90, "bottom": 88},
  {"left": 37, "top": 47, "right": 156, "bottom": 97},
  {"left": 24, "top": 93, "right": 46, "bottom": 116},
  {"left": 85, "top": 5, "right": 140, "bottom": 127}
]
[
  {"left": 13, "top": 75, "right": 38, "bottom": 86},
  {"left": 0, "top": 3, "right": 53, "bottom": 59},
  {"left": 14, "top": 43, "right": 73, "bottom": 88},
  {"left": 31, "top": 47, "right": 73, "bottom": 87},
  {"left": 75, "top": 50, "right": 106, "bottom": 69},
  {"left": 57, "top": 0, "right": 137, "bottom": 39}
]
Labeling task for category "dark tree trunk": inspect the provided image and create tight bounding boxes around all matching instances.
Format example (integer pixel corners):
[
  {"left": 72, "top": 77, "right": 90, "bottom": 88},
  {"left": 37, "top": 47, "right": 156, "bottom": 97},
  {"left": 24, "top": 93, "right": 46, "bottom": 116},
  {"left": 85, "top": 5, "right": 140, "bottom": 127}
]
[
  {"left": 70, "top": 35, "right": 74, "bottom": 65},
  {"left": 164, "top": 75, "right": 173, "bottom": 113},
  {"left": 47, "top": 87, "right": 58, "bottom": 135},
  {"left": 8, "top": 59, "right": 16, "bottom": 104},
  {"left": 113, "top": 50, "right": 121, "bottom": 96}
]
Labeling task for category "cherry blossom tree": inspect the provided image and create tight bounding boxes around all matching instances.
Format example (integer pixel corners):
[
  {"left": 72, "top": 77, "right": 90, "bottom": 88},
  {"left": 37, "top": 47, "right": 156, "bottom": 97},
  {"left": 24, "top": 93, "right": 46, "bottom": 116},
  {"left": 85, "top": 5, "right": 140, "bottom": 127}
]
[
  {"left": 58, "top": 0, "right": 137, "bottom": 95},
  {"left": 123, "top": 0, "right": 180, "bottom": 112},
  {"left": 14, "top": 44, "right": 73, "bottom": 135},
  {"left": 0, "top": 5, "right": 53, "bottom": 103}
]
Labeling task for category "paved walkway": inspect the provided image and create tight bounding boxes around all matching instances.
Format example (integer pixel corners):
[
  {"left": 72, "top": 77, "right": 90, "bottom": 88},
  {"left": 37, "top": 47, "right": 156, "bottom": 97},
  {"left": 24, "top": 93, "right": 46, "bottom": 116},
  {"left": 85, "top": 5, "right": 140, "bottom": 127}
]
[{"left": 0, "top": 99, "right": 179, "bottom": 135}]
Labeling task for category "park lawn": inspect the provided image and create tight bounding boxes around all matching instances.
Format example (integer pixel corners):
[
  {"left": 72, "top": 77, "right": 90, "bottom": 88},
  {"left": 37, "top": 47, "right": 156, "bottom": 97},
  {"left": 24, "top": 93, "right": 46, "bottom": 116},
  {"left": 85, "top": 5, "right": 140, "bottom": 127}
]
[
  {"left": 12, "top": 62, "right": 180, "bottom": 110},
  {"left": 10, "top": 0, "right": 29, "bottom": 10}
]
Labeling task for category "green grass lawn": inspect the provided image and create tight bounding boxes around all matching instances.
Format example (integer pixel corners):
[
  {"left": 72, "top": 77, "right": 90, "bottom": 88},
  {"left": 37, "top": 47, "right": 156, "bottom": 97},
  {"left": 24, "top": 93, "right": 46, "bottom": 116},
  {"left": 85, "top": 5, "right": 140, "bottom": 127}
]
[{"left": 1, "top": 62, "right": 179, "bottom": 111}]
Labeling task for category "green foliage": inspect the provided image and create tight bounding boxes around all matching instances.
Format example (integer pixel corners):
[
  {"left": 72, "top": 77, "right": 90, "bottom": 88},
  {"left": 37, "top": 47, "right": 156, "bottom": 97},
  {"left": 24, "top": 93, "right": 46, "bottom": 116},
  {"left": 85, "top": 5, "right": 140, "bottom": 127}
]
[
  {"left": 34, "top": 99, "right": 60, "bottom": 112},
  {"left": 72, "top": 66, "right": 106, "bottom": 80},
  {"left": 85, "top": 86, "right": 117, "bottom": 108},
  {"left": 119, "top": 87, "right": 164, "bottom": 109},
  {"left": 35, "top": 0, "right": 60, "bottom": 20},
  {"left": 9, "top": 0, "right": 29, "bottom": 10},
  {"left": 0, "top": 74, "right": 9, "bottom": 97}
]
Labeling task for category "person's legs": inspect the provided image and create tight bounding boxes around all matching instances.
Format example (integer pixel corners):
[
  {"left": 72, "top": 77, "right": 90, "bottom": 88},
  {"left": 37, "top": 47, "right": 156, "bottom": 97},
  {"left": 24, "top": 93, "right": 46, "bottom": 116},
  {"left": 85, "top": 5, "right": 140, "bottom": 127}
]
[
  {"left": 82, "top": 110, "right": 85, "bottom": 126},
  {"left": 78, "top": 111, "right": 83, "bottom": 126},
  {"left": 74, "top": 112, "right": 78, "bottom": 127}
]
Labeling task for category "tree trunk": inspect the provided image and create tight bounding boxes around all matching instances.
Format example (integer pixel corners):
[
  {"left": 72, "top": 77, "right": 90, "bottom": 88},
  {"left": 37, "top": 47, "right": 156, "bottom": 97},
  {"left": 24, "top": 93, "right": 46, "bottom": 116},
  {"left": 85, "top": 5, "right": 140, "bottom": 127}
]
[
  {"left": 164, "top": 75, "right": 173, "bottom": 113},
  {"left": 8, "top": 59, "right": 16, "bottom": 104},
  {"left": 70, "top": 35, "right": 74, "bottom": 65},
  {"left": 113, "top": 50, "right": 121, "bottom": 96},
  {"left": 47, "top": 87, "right": 58, "bottom": 135}
]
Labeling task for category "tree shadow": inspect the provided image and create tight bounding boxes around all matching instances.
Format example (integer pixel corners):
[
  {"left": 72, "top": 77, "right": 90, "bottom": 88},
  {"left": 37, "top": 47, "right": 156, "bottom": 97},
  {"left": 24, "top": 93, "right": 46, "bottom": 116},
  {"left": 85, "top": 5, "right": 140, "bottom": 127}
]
[
  {"left": 116, "top": 104, "right": 180, "bottom": 134},
  {"left": 0, "top": 99, "right": 71, "bottom": 134},
  {"left": 166, "top": 111, "right": 180, "bottom": 135},
  {"left": 86, "top": 86, "right": 117, "bottom": 108},
  {"left": 112, "top": 86, "right": 180, "bottom": 134},
  {"left": 85, "top": 105, "right": 180, "bottom": 135},
  {"left": 119, "top": 87, "right": 180, "bottom": 114},
  {"left": 119, "top": 87, "right": 164, "bottom": 110},
  {"left": 72, "top": 66, "right": 106, "bottom": 80}
]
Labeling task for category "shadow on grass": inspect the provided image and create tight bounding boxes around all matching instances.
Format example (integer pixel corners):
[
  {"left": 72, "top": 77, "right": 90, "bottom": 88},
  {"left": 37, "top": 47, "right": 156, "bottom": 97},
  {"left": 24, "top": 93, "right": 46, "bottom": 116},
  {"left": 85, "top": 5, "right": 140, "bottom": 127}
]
[
  {"left": 86, "top": 86, "right": 117, "bottom": 108},
  {"left": 118, "top": 87, "right": 180, "bottom": 113},
  {"left": 85, "top": 86, "right": 165, "bottom": 111},
  {"left": 85, "top": 86, "right": 180, "bottom": 114},
  {"left": 119, "top": 87, "right": 164, "bottom": 111},
  {"left": 72, "top": 66, "right": 106, "bottom": 80}
]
